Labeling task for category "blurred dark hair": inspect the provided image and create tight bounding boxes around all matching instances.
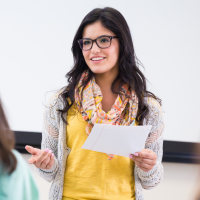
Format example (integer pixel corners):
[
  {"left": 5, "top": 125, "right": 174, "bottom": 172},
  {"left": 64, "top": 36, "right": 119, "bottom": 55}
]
[
  {"left": 58, "top": 7, "right": 161, "bottom": 125},
  {"left": 0, "top": 99, "right": 17, "bottom": 174}
]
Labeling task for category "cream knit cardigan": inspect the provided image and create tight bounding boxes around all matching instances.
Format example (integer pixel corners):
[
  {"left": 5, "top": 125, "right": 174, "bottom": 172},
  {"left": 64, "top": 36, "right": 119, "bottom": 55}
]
[{"left": 37, "top": 93, "right": 164, "bottom": 200}]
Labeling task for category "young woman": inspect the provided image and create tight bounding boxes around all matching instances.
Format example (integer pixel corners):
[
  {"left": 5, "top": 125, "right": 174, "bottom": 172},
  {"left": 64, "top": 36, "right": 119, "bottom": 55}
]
[
  {"left": 0, "top": 99, "right": 39, "bottom": 200},
  {"left": 26, "top": 7, "right": 164, "bottom": 200}
]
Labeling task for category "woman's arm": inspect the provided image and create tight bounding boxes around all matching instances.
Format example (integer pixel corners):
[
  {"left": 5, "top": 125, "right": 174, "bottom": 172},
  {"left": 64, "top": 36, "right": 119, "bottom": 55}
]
[
  {"left": 29, "top": 93, "right": 62, "bottom": 182},
  {"left": 36, "top": 93, "right": 62, "bottom": 182},
  {"left": 135, "top": 97, "right": 164, "bottom": 189}
]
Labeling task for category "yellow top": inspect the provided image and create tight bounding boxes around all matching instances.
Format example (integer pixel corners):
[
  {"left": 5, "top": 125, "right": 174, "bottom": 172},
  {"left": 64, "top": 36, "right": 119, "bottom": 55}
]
[{"left": 62, "top": 105, "right": 135, "bottom": 200}]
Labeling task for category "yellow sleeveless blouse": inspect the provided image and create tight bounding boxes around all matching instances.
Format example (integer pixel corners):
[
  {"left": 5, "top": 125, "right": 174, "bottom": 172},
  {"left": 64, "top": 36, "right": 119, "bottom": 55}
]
[{"left": 62, "top": 105, "right": 135, "bottom": 200}]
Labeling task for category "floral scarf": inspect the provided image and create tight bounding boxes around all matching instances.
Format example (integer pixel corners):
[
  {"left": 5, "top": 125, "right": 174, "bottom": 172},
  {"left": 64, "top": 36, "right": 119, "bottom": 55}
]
[{"left": 75, "top": 70, "right": 138, "bottom": 160}]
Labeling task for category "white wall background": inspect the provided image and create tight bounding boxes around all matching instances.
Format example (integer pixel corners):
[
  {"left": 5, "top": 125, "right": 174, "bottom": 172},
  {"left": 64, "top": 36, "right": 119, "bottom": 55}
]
[
  {"left": 22, "top": 154, "right": 200, "bottom": 200},
  {"left": 0, "top": 1, "right": 200, "bottom": 142}
]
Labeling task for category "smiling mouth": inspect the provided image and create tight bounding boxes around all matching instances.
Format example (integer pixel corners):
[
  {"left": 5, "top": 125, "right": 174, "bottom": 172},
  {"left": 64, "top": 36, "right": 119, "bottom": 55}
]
[{"left": 91, "top": 57, "right": 105, "bottom": 61}]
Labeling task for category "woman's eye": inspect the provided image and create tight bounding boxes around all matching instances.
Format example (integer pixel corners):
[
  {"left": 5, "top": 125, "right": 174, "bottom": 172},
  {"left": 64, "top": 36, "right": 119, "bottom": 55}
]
[
  {"left": 100, "top": 38, "right": 109, "bottom": 43},
  {"left": 83, "top": 40, "right": 91, "bottom": 45}
]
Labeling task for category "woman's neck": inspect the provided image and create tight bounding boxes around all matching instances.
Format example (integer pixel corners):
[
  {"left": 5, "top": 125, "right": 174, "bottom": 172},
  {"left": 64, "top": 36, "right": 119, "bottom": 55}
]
[
  {"left": 94, "top": 69, "right": 121, "bottom": 113},
  {"left": 94, "top": 69, "right": 120, "bottom": 92}
]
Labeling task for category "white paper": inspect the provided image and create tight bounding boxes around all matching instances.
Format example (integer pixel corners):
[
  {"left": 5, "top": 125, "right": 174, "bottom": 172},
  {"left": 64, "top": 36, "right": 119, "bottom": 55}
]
[{"left": 81, "top": 124, "right": 152, "bottom": 158}]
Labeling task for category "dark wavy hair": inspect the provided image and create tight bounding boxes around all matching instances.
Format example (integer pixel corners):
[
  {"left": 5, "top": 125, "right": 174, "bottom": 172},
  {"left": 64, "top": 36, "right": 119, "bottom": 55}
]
[
  {"left": 58, "top": 7, "right": 161, "bottom": 125},
  {"left": 0, "top": 99, "right": 17, "bottom": 174}
]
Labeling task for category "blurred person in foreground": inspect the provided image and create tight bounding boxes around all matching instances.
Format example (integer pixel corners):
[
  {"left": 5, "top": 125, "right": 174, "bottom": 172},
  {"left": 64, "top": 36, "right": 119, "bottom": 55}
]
[{"left": 0, "top": 99, "right": 39, "bottom": 200}]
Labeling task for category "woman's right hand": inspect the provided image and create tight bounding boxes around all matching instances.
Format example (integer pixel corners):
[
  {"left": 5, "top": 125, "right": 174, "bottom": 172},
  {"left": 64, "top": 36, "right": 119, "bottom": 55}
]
[{"left": 25, "top": 145, "right": 55, "bottom": 170}]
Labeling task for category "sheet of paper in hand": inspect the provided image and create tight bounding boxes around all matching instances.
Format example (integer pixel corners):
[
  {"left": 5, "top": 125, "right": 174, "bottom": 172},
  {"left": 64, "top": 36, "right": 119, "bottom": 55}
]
[{"left": 81, "top": 124, "right": 152, "bottom": 157}]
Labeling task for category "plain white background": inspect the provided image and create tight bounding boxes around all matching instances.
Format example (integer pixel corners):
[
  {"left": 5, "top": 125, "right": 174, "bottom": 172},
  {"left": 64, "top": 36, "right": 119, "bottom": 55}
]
[{"left": 0, "top": 0, "right": 200, "bottom": 142}]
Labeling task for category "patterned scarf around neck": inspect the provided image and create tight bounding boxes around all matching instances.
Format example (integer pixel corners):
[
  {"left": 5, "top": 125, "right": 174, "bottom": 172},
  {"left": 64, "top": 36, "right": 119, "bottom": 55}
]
[{"left": 75, "top": 70, "right": 138, "bottom": 160}]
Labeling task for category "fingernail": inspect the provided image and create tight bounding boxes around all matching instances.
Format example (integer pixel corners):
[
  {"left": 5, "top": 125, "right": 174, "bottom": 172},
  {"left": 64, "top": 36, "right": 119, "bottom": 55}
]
[
  {"left": 28, "top": 160, "right": 32, "bottom": 164},
  {"left": 52, "top": 153, "right": 54, "bottom": 157},
  {"left": 134, "top": 153, "right": 138, "bottom": 156},
  {"left": 49, "top": 150, "right": 52, "bottom": 154},
  {"left": 45, "top": 148, "right": 49, "bottom": 152},
  {"left": 129, "top": 154, "right": 133, "bottom": 159},
  {"left": 25, "top": 145, "right": 27, "bottom": 149}
]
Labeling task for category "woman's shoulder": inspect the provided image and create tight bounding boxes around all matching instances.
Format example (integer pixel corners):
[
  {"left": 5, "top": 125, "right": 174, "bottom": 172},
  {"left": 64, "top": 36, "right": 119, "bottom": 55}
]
[
  {"left": 10, "top": 150, "right": 39, "bottom": 200},
  {"left": 1, "top": 149, "right": 34, "bottom": 183},
  {"left": 12, "top": 149, "right": 23, "bottom": 160},
  {"left": 144, "top": 97, "right": 162, "bottom": 113},
  {"left": 12, "top": 149, "right": 31, "bottom": 170},
  {"left": 143, "top": 97, "right": 164, "bottom": 125},
  {"left": 43, "top": 89, "right": 65, "bottom": 129},
  {"left": 46, "top": 89, "right": 65, "bottom": 109}
]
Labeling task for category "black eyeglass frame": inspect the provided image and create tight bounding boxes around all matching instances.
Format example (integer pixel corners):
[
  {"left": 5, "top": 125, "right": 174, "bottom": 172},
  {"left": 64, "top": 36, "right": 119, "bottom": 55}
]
[{"left": 78, "top": 35, "right": 118, "bottom": 51}]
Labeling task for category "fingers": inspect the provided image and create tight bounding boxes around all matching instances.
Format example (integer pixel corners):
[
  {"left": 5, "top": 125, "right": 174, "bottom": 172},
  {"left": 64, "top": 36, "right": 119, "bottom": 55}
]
[
  {"left": 130, "top": 153, "right": 157, "bottom": 165},
  {"left": 35, "top": 149, "right": 54, "bottom": 169},
  {"left": 39, "top": 150, "right": 52, "bottom": 169},
  {"left": 28, "top": 155, "right": 38, "bottom": 164},
  {"left": 133, "top": 149, "right": 157, "bottom": 160},
  {"left": 27, "top": 147, "right": 54, "bottom": 170},
  {"left": 134, "top": 161, "right": 152, "bottom": 172},
  {"left": 25, "top": 145, "right": 42, "bottom": 157},
  {"left": 26, "top": 145, "right": 40, "bottom": 164},
  {"left": 25, "top": 145, "right": 38, "bottom": 155},
  {"left": 132, "top": 157, "right": 157, "bottom": 165},
  {"left": 129, "top": 149, "right": 157, "bottom": 172},
  {"left": 137, "top": 150, "right": 155, "bottom": 160},
  {"left": 34, "top": 148, "right": 49, "bottom": 167},
  {"left": 46, "top": 153, "right": 55, "bottom": 169}
]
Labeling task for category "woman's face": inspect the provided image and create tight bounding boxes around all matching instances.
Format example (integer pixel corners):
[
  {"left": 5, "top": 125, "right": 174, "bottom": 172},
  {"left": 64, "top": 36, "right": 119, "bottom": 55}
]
[{"left": 82, "top": 21, "right": 120, "bottom": 75}]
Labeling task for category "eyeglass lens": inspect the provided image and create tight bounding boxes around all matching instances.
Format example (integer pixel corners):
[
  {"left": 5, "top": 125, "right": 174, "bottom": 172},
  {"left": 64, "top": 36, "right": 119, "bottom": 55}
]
[{"left": 80, "top": 36, "right": 111, "bottom": 50}]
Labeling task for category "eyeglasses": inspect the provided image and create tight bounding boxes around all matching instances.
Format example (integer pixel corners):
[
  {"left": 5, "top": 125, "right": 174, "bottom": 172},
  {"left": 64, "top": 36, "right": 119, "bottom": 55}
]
[{"left": 78, "top": 35, "right": 118, "bottom": 51}]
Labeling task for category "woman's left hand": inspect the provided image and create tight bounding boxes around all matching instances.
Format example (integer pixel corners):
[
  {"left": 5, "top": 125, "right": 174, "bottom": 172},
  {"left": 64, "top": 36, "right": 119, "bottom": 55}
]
[{"left": 129, "top": 149, "right": 157, "bottom": 172}]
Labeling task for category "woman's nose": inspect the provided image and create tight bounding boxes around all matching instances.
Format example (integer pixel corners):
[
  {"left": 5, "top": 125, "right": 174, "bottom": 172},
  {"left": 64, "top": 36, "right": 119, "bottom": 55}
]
[{"left": 91, "top": 41, "right": 100, "bottom": 53}]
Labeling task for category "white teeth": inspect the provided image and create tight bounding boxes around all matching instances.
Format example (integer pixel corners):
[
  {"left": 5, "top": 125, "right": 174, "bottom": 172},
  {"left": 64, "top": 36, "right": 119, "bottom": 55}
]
[{"left": 91, "top": 57, "right": 104, "bottom": 61}]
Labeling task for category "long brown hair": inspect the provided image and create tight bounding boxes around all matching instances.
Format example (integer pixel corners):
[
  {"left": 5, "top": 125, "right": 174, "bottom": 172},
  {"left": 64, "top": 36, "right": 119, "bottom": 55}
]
[{"left": 0, "top": 99, "right": 17, "bottom": 174}]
